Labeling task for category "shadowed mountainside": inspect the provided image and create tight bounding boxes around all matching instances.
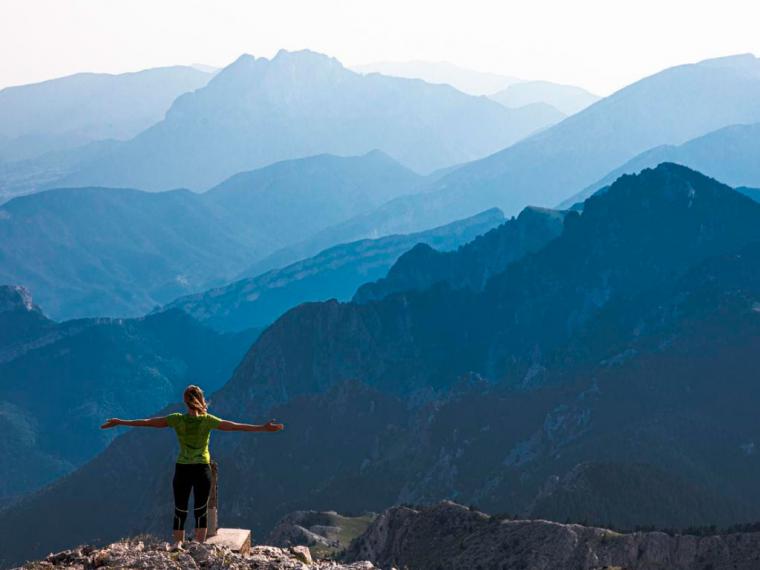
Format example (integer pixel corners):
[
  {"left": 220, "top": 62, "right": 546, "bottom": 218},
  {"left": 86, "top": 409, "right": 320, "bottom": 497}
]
[
  {"left": 0, "top": 285, "right": 258, "bottom": 503},
  {"left": 354, "top": 206, "right": 565, "bottom": 303}
]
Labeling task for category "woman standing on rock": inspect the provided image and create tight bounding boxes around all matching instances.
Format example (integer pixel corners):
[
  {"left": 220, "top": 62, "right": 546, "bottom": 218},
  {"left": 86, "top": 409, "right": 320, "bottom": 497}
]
[{"left": 100, "top": 384, "right": 284, "bottom": 549}]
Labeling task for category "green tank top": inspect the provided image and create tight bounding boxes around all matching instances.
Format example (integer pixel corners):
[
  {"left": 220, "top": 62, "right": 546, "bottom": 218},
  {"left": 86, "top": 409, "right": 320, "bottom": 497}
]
[{"left": 166, "top": 412, "right": 222, "bottom": 464}]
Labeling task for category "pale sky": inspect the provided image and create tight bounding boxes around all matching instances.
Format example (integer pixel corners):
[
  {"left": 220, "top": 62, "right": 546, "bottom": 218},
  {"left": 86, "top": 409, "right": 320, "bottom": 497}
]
[{"left": 1, "top": 0, "right": 759, "bottom": 94}]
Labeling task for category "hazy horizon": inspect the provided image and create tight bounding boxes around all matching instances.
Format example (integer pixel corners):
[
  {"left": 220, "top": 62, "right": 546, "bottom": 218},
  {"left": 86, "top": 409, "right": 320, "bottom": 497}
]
[{"left": 2, "top": 0, "right": 760, "bottom": 94}]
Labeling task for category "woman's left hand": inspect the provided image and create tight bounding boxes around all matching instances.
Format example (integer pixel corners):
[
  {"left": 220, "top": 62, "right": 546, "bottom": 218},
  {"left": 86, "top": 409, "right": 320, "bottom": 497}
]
[{"left": 100, "top": 418, "right": 121, "bottom": 429}]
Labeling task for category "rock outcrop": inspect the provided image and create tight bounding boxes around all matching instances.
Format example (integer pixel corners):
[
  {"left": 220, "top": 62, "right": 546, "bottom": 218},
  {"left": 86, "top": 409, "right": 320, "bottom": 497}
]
[
  {"left": 345, "top": 501, "right": 760, "bottom": 570},
  {"left": 267, "top": 511, "right": 376, "bottom": 557},
  {"left": 0, "top": 285, "right": 35, "bottom": 314},
  {"left": 13, "top": 536, "right": 376, "bottom": 570}
]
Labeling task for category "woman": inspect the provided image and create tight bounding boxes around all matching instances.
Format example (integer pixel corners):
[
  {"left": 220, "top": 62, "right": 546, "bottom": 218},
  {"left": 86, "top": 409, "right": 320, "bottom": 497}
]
[{"left": 100, "top": 384, "right": 283, "bottom": 549}]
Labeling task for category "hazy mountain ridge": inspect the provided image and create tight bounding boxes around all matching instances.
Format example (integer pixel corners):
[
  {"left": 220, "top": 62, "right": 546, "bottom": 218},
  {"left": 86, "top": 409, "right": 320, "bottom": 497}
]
[
  {"left": 0, "top": 151, "right": 424, "bottom": 320},
  {"left": 559, "top": 121, "right": 760, "bottom": 208},
  {"left": 349, "top": 53, "right": 760, "bottom": 229},
  {"left": 203, "top": 150, "right": 424, "bottom": 247},
  {"left": 54, "top": 49, "right": 561, "bottom": 191},
  {"left": 0, "top": 139, "right": 120, "bottom": 204},
  {"left": 489, "top": 79, "right": 600, "bottom": 115},
  {"left": 353, "top": 60, "right": 599, "bottom": 117},
  {"left": 352, "top": 60, "right": 521, "bottom": 95},
  {"left": 0, "top": 185, "right": 252, "bottom": 319},
  {"left": 0, "top": 65, "right": 212, "bottom": 163},
  {"left": 162, "top": 208, "right": 504, "bottom": 331}
]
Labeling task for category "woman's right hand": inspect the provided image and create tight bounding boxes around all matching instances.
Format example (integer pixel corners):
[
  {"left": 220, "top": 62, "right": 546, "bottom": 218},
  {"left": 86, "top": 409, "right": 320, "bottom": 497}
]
[
  {"left": 100, "top": 418, "right": 121, "bottom": 429},
  {"left": 264, "top": 419, "right": 284, "bottom": 432}
]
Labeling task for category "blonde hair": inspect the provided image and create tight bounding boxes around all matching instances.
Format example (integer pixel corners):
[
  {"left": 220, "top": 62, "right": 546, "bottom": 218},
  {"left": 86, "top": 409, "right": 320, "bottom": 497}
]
[{"left": 184, "top": 385, "right": 208, "bottom": 414}]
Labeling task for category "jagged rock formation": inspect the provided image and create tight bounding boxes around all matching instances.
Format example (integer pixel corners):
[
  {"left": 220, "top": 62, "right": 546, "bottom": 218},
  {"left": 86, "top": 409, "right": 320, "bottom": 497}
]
[
  {"left": 345, "top": 502, "right": 760, "bottom": 570},
  {"left": 12, "top": 536, "right": 376, "bottom": 570}
]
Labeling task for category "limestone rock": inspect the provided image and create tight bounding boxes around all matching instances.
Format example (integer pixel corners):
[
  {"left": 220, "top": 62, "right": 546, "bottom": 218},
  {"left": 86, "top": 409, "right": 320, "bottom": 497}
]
[
  {"left": 290, "top": 546, "right": 313, "bottom": 564},
  {"left": 14, "top": 536, "right": 376, "bottom": 570}
]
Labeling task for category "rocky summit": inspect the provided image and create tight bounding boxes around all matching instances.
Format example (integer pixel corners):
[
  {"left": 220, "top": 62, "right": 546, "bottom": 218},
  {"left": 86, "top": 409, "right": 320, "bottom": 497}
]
[
  {"left": 11, "top": 503, "right": 760, "bottom": 569},
  {"left": 345, "top": 502, "right": 760, "bottom": 570},
  {"left": 13, "top": 536, "right": 376, "bottom": 570}
]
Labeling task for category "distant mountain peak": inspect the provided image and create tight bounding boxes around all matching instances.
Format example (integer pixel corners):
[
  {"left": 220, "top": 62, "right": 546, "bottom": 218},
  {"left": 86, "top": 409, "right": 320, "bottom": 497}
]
[
  {"left": 0, "top": 284, "right": 37, "bottom": 314},
  {"left": 220, "top": 49, "right": 344, "bottom": 75},
  {"left": 581, "top": 162, "right": 760, "bottom": 225},
  {"left": 213, "top": 52, "right": 258, "bottom": 76},
  {"left": 195, "top": 49, "right": 349, "bottom": 98},
  {"left": 273, "top": 48, "right": 342, "bottom": 65}
]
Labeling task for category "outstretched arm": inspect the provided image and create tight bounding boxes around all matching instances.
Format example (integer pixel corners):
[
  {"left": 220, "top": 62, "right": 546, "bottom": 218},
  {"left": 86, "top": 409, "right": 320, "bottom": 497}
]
[
  {"left": 217, "top": 419, "right": 284, "bottom": 432},
  {"left": 100, "top": 417, "right": 169, "bottom": 429}
]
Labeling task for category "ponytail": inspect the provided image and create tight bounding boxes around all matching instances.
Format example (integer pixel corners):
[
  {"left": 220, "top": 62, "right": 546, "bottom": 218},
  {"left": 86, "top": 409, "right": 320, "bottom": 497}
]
[{"left": 183, "top": 385, "right": 208, "bottom": 414}]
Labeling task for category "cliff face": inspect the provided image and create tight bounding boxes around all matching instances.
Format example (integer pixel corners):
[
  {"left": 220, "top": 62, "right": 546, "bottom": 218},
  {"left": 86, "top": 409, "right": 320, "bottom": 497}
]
[{"left": 345, "top": 502, "right": 760, "bottom": 570}]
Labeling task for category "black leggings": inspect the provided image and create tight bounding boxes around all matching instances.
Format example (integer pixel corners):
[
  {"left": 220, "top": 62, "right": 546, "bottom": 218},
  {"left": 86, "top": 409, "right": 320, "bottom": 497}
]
[{"left": 172, "top": 463, "right": 212, "bottom": 531}]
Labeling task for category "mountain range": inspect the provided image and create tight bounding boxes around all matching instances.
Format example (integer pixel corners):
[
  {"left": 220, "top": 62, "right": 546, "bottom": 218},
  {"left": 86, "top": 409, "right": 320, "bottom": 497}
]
[
  {"left": 488, "top": 79, "right": 600, "bottom": 115},
  {"left": 162, "top": 208, "right": 504, "bottom": 332},
  {"left": 0, "top": 285, "right": 258, "bottom": 504},
  {"left": 334, "top": 53, "right": 760, "bottom": 237},
  {"left": 352, "top": 60, "right": 521, "bottom": 95},
  {"left": 0, "top": 151, "right": 424, "bottom": 320},
  {"left": 353, "top": 206, "right": 566, "bottom": 303},
  {"left": 4, "top": 165, "right": 760, "bottom": 567},
  {"left": 0, "top": 65, "right": 213, "bottom": 164},
  {"left": 560, "top": 121, "right": 760, "bottom": 208},
  {"left": 47, "top": 49, "right": 562, "bottom": 192},
  {"left": 353, "top": 61, "right": 600, "bottom": 116},
  {"left": 4, "top": 47, "right": 760, "bottom": 570}
]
